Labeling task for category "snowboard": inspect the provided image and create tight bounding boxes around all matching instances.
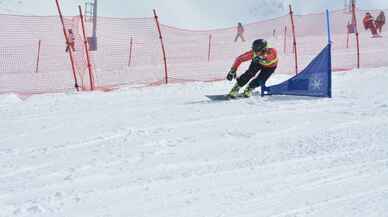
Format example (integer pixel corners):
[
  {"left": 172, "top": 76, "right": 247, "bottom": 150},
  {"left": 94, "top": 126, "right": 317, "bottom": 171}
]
[{"left": 206, "top": 92, "right": 259, "bottom": 101}]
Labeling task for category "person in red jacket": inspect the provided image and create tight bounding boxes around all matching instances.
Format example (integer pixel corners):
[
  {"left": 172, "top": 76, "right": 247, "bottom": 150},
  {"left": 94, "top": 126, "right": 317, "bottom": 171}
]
[
  {"left": 226, "top": 39, "right": 278, "bottom": 98},
  {"left": 363, "top": 12, "right": 379, "bottom": 37}
]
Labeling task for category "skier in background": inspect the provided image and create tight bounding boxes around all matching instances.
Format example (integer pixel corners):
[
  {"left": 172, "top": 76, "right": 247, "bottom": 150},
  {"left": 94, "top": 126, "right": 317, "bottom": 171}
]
[
  {"left": 226, "top": 39, "right": 278, "bottom": 98},
  {"left": 375, "top": 11, "right": 385, "bottom": 34},
  {"left": 234, "top": 22, "right": 246, "bottom": 42},
  {"left": 65, "top": 29, "right": 76, "bottom": 52},
  {"left": 363, "top": 12, "right": 380, "bottom": 37}
]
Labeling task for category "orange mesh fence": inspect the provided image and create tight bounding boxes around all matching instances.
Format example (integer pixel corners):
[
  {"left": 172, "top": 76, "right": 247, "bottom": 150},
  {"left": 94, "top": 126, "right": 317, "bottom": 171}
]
[
  {"left": 0, "top": 8, "right": 387, "bottom": 95},
  {"left": 89, "top": 16, "right": 164, "bottom": 87},
  {"left": 292, "top": 9, "right": 388, "bottom": 71}
]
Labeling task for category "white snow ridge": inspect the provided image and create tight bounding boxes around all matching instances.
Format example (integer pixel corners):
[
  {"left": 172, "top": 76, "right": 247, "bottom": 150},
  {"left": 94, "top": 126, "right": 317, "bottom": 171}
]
[{"left": 1, "top": 67, "right": 388, "bottom": 217}]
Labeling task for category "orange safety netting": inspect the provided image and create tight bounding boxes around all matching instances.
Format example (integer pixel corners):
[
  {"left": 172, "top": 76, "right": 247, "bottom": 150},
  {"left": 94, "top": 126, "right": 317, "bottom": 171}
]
[{"left": 0, "top": 8, "right": 387, "bottom": 95}]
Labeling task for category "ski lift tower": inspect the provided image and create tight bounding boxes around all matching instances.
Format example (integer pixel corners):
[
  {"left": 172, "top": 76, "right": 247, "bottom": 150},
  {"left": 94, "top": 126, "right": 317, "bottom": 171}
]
[
  {"left": 85, "top": 0, "right": 97, "bottom": 51},
  {"left": 344, "top": 0, "right": 357, "bottom": 13}
]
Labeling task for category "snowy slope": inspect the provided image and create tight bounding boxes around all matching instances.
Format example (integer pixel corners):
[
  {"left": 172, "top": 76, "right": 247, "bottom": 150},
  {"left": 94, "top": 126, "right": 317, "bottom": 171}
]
[{"left": 1, "top": 67, "right": 388, "bottom": 217}]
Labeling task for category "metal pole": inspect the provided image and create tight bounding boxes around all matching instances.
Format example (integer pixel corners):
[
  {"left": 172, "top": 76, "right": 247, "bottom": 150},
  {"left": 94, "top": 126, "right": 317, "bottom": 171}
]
[
  {"left": 79, "top": 5, "right": 95, "bottom": 90},
  {"left": 208, "top": 34, "right": 212, "bottom": 62},
  {"left": 153, "top": 9, "right": 168, "bottom": 84},
  {"left": 54, "top": 0, "right": 80, "bottom": 91},
  {"left": 35, "top": 40, "right": 41, "bottom": 73},
  {"left": 326, "top": 10, "right": 332, "bottom": 44},
  {"left": 289, "top": 4, "right": 298, "bottom": 74},
  {"left": 326, "top": 9, "right": 332, "bottom": 98},
  {"left": 283, "top": 26, "right": 287, "bottom": 53},
  {"left": 92, "top": 0, "right": 97, "bottom": 38},
  {"left": 128, "top": 36, "right": 133, "bottom": 67}
]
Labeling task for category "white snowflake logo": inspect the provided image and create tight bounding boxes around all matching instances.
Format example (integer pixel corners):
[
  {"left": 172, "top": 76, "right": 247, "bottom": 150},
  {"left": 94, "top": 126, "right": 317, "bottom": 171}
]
[{"left": 310, "top": 74, "right": 323, "bottom": 90}]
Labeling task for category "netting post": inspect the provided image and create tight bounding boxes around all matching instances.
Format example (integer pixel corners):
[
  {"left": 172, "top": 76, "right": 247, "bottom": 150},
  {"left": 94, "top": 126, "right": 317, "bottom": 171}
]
[
  {"left": 289, "top": 4, "right": 298, "bottom": 75},
  {"left": 35, "top": 40, "right": 41, "bottom": 73},
  {"left": 79, "top": 5, "right": 95, "bottom": 91},
  {"left": 283, "top": 26, "right": 287, "bottom": 53},
  {"left": 208, "top": 34, "right": 212, "bottom": 62},
  {"left": 351, "top": 2, "right": 360, "bottom": 68},
  {"left": 128, "top": 36, "right": 133, "bottom": 67},
  {"left": 153, "top": 9, "right": 168, "bottom": 84},
  {"left": 54, "top": 0, "right": 80, "bottom": 91}
]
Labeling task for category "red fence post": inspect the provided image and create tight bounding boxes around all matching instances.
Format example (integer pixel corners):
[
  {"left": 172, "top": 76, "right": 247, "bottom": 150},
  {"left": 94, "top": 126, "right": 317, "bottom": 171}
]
[
  {"left": 35, "top": 40, "right": 41, "bottom": 73},
  {"left": 78, "top": 5, "right": 95, "bottom": 91},
  {"left": 289, "top": 4, "right": 298, "bottom": 75},
  {"left": 352, "top": 2, "right": 360, "bottom": 68},
  {"left": 128, "top": 36, "right": 133, "bottom": 67},
  {"left": 153, "top": 9, "right": 168, "bottom": 84},
  {"left": 54, "top": 0, "right": 80, "bottom": 91},
  {"left": 208, "top": 34, "right": 212, "bottom": 62}
]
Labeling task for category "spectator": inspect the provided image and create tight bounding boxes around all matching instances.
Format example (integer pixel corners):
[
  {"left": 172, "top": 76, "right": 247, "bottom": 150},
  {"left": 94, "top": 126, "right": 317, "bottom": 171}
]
[
  {"left": 347, "top": 15, "right": 357, "bottom": 34},
  {"left": 363, "top": 12, "right": 379, "bottom": 37},
  {"left": 65, "top": 29, "right": 76, "bottom": 52},
  {"left": 375, "top": 11, "right": 385, "bottom": 33},
  {"left": 234, "top": 22, "right": 246, "bottom": 42},
  {"left": 347, "top": 21, "right": 356, "bottom": 34}
]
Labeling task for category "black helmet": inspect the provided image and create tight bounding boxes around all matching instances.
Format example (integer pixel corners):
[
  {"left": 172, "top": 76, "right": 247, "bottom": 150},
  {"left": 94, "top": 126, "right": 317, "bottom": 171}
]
[{"left": 252, "top": 39, "right": 267, "bottom": 52}]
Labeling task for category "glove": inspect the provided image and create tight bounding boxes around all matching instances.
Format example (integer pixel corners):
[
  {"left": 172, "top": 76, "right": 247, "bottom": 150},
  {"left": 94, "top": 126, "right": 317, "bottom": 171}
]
[{"left": 226, "top": 69, "right": 237, "bottom": 81}]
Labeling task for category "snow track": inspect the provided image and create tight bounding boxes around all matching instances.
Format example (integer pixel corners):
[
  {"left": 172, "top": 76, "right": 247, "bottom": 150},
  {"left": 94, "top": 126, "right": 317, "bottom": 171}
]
[{"left": 1, "top": 68, "right": 388, "bottom": 217}]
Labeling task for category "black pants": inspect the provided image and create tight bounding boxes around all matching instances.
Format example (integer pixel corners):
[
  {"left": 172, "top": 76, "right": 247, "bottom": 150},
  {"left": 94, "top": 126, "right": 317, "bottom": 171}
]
[
  {"left": 234, "top": 33, "right": 245, "bottom": 42},
  {"left": 237, "top": 61, "right": 276, "bottom": 89}
]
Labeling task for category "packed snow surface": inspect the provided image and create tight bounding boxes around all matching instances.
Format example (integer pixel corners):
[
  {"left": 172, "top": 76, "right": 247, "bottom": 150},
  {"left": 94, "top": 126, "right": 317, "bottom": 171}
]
[{"left": 1, "top": 67, "right": 388, "bottom": 217}]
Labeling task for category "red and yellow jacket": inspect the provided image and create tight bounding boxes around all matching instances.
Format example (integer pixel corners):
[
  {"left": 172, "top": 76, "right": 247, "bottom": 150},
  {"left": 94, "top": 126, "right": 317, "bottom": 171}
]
[{"left": 231, "top": 47, "right": 278, "bottom": 70}]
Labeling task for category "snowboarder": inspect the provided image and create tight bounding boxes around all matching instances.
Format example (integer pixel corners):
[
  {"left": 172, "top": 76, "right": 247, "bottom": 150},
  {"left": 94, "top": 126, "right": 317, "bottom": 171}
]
[
  {"left": 234, "top": 22, "right": 246, "bottom": 42},
  {"left": 226, "top": 39, "right": 278, "bottom": 98},
  {"left": 363, "top": 12, "right": 379, "bottom": 37},
  {"left": 65, "top": 29, "right": 76, "bottom": 52},
  {"left": 375, "top": 11, "right": 385, "bottom": 34}
]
